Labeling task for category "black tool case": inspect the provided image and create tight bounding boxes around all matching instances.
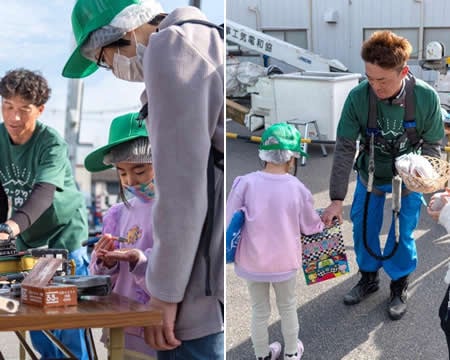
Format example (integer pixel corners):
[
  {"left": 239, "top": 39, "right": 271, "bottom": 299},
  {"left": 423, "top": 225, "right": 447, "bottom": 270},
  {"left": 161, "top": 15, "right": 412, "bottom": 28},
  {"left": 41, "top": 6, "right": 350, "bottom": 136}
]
[{"left": 52, "top": 275, "right": 112, "bottom": 297}]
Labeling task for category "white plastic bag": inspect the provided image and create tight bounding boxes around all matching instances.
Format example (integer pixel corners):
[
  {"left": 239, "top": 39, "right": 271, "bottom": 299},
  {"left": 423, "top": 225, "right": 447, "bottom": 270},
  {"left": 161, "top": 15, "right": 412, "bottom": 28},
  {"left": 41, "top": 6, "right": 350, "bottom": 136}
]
[{"left": 395, "top": 153, "right": 439, "bottom": 179}]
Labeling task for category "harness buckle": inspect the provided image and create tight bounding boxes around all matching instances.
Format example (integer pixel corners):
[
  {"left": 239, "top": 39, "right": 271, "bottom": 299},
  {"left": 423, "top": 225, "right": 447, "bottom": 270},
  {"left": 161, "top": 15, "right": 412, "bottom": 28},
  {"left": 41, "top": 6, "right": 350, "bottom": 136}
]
[
  {"left": 366, "top": 127, "right": 381, "bottom": 137},
  {"left": 367, "top": 133, "right": 376, "bottom": 192},
  {"left": 403, "top": 120, "right": 417, "bottom": 129}
]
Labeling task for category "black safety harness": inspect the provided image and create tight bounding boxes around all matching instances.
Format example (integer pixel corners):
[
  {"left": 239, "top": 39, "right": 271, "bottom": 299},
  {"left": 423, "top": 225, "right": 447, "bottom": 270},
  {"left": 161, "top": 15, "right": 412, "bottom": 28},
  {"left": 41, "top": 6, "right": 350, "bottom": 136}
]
[{"left": 362, "top": 73, "right": 422, "bottom": 261}]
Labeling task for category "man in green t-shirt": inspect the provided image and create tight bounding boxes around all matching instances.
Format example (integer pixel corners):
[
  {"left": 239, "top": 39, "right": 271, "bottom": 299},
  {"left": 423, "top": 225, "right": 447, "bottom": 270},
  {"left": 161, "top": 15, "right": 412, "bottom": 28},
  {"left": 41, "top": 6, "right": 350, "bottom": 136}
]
[
  {"left": 322, "top": 31, "right": 444, "bottom": 321},
  {"left": 0, "top": 69, "right": 90, "bottom": 359}
]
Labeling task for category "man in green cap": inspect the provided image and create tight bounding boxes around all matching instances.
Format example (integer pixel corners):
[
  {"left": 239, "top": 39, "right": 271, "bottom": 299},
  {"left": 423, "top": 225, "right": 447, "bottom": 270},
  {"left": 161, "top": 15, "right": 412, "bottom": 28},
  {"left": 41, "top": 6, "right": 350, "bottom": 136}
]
[{"left": 63, "top": 1, "right": 224, "bottom": 359}]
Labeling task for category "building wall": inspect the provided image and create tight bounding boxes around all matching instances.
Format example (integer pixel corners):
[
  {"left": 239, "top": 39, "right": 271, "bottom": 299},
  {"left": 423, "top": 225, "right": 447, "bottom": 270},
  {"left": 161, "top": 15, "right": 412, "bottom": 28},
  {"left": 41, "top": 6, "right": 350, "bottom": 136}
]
[
  {"left": 226, "top": 0, "right": 450, "bottom": 74},
  {"left": 226, "top": 0, "right": 260, "bottom": 29}
]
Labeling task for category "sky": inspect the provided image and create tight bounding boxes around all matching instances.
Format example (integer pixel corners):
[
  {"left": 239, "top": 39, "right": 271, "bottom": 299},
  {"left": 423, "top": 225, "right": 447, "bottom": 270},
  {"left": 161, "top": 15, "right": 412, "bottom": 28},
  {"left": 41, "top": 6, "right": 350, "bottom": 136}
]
[{"left": 0, "top": 0, "right": 224, "bottom": 164}]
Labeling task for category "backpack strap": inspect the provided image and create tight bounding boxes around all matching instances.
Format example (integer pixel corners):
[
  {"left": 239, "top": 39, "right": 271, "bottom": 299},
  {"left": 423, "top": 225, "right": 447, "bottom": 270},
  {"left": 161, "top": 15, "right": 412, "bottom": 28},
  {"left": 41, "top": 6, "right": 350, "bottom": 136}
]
[
  {"left": 403, "top": 74, "right": 422, "bottom": 149},
  {"left": 172, "top": 19, "right": 224, "bottom": 39},
  {"left": 366, "top": 86, "right": 387, "bottom": 150}
]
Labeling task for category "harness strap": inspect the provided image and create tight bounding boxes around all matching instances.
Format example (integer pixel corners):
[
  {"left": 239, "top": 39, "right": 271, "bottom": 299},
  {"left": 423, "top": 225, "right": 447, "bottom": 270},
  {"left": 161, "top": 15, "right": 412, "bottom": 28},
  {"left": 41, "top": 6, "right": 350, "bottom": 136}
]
[
  {"left": 403, "top": 74, "right": 422, "bottom": 149},
  {"left": 363, "top": 192, "right": 400, "bottom": 261},
  {"left": 365, "top": 73, "right": 420, "bottom": 156}
]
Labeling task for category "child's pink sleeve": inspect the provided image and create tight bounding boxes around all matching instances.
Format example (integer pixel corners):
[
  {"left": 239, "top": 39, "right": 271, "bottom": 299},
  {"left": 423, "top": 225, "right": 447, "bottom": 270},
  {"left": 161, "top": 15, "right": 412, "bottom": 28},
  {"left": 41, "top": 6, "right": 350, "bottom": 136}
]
[
  {"left": 299, "top": 190, "right": 325, "bottom": 235},
  {"left": 226, "top": 177, "right": 244, "bottom": 225},
  {"left": 131, "top": 248, "right": 152, "bottom": 296}
]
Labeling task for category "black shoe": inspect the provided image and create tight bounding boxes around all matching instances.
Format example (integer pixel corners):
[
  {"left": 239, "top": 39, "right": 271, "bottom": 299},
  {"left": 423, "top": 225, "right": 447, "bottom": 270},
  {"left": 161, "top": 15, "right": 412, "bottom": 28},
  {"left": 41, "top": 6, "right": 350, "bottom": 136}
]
[
  {"left": 388, "top": 275, "right": 408, "bottom": 320},
  {"left": 343, "top": 270, "right": 379, "bottom": 305}
]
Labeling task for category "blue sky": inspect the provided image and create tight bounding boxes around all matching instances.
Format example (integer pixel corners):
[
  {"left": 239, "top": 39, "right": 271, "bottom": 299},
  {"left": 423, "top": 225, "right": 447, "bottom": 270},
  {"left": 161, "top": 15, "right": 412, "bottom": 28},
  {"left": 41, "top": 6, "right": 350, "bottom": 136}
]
[{"left": 0, "top": 0, "right": 224, "bottom": 162}]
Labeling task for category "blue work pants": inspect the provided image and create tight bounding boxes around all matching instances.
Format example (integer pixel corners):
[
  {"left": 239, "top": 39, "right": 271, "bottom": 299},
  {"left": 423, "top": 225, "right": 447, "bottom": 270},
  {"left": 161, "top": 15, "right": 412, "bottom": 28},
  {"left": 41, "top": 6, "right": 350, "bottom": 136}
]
[{"left": 350, "top": 176, "right": 422, "bottom": 280}]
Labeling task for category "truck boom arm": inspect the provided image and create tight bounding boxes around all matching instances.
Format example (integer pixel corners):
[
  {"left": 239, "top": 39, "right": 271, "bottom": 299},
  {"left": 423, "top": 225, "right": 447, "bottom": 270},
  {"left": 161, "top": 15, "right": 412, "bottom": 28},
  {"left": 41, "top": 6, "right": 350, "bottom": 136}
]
[{"left": 226, "top": 19, "right": 348, "bottom": 72}]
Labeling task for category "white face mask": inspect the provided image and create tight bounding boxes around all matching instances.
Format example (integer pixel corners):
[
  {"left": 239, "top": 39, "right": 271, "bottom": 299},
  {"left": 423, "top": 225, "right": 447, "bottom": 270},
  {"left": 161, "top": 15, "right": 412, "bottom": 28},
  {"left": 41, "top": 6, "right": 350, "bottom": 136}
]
[
  {"left": 112, "top": 33, "right": 146, "bottom": 82},
  {"left": 136, "top": 42, "right": 146, "bottom": 65},
  {"left": 112, "top": 50, "right": 144, "bottom": 82}
]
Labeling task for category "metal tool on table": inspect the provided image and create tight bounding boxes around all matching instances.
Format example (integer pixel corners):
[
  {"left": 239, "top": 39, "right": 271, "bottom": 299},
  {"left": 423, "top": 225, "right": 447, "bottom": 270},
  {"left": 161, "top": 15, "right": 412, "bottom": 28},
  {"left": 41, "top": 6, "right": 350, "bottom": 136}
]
[{"left": 0, "top": 295, "right": 19, "bottom": 313}]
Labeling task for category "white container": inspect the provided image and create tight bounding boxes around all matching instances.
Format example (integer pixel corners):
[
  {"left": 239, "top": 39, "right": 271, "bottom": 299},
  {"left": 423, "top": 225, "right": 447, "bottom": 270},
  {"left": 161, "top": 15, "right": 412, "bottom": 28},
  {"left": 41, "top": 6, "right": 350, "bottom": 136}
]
[{"left": 268, "top": 71, "right": 361, "bottom": 140}]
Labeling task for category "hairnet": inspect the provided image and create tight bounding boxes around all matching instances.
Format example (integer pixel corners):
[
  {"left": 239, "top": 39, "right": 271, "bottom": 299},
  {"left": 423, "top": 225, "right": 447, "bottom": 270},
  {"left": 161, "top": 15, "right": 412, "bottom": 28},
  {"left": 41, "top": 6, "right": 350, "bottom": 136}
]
[
  {"left": 109, "top": 0, "right": 164, "bottom": 30},
  {"left": 81, "top": 0, "right": 164, "bottom": 62},
  {"left": 258, "top": 136, "right": 301, "bottom": 164},
  {"left": 103, "top": 137, "right": 152, "bottom": 165}
]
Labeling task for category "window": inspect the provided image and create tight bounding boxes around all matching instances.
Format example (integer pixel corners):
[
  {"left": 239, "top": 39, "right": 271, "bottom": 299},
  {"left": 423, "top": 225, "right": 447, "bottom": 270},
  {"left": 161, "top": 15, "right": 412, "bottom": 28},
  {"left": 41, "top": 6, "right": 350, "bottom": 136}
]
[{"left": 263, "top": 29, "right": 308, "bottom": 49}]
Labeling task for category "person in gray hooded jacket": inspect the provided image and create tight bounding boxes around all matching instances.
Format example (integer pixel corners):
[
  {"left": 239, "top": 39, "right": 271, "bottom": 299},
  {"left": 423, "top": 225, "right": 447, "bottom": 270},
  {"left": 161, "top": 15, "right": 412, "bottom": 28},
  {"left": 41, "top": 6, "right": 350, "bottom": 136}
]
[{"left": 63, "top": 1, "right": 224, "bottom": 359}]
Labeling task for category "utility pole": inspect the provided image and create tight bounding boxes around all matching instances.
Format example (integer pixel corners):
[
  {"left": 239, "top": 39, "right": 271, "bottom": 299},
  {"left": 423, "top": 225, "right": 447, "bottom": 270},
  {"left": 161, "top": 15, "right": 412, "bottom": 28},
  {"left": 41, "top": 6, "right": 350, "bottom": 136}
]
[
  {"left": 189, "top": 0, "right": 201, "bottom": 8},
  {"left": 64, "top": 79, "right": 83, "bottom": 174},
  {"left": 65, "top": 0, "right": 83, "bottom": 175}
]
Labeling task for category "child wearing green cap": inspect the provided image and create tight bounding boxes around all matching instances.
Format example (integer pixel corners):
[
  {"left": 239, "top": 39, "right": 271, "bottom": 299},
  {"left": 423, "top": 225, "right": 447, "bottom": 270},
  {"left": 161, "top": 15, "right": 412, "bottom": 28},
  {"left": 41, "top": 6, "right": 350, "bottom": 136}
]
[
  {"left": 85, "top": 112, "right": 157, "bottom": 360},
  {"left": 226, "top": 123, "right": 325, "bottom": 360}
]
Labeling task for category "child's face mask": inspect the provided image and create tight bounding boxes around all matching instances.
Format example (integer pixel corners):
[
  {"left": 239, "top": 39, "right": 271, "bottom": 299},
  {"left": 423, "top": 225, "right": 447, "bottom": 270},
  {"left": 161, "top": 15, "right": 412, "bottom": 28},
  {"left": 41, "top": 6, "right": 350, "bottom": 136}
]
[{"left": 123, "top": 179, "right": 155, "bottom": 203}]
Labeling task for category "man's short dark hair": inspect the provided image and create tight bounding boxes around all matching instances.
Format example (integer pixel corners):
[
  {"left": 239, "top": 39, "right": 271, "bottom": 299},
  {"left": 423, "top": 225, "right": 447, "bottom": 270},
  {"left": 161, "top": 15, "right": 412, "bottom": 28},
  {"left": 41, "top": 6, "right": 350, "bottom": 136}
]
[{"left": 0, "top": 68, "right": 51, "bottom": 106}]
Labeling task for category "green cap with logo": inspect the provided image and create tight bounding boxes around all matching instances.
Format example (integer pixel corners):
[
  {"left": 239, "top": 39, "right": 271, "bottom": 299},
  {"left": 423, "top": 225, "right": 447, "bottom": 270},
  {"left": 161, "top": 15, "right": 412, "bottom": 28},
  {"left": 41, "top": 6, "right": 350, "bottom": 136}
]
[
  {"left": 62, "top": 0, "right": 141, "bottom": 78},
  {"left": 259, "top": 123, "right": 307, "bottom": 157},
  {"left": 84, "top": 112, "right": 148, "bottom": 172}
]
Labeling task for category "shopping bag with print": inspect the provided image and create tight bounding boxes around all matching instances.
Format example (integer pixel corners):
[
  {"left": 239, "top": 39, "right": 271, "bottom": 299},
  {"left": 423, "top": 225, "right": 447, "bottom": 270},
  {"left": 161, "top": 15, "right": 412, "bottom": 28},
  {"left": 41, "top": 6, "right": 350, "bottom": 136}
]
[
  {"left": 301, "top": 209, "right": 350, "bottom": 285},
  {"left": 226, "top": 210, "right": 244, "bottom": 263}
]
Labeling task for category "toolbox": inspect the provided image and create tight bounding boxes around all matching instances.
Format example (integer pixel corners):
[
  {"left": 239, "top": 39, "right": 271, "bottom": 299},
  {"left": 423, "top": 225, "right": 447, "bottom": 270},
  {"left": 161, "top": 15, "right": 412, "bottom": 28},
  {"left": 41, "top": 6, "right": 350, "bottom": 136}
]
[{"left": 52, "top": 275, "right": 112, "bottom": 297}]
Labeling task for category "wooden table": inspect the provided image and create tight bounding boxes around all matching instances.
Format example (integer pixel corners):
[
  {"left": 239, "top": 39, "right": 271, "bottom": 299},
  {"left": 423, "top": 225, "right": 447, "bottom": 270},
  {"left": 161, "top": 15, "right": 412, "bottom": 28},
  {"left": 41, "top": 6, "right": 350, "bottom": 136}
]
[{"left": 0, "top": 294, "right": 162, "bottom": 359}]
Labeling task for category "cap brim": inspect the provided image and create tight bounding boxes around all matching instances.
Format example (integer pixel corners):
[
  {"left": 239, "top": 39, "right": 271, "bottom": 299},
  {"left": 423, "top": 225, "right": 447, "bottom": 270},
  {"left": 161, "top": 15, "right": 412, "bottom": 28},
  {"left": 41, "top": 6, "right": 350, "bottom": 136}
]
[
  {"left": 85, "top": 134, "right": 144, "bottom": 172},
  {"left": 62, "top": 45, "right": 99, "bottom": 79}
]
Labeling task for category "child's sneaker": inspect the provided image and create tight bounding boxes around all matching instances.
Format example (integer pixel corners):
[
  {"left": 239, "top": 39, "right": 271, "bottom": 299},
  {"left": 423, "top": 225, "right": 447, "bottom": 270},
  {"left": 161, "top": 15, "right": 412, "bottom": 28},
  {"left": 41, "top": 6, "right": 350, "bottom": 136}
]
[
  {"left": 257, "top": 342, "right": 282, "bottom": 360},
  {"left": 269, "top": 341, "right": 282, "bottom": 359},
  {"left": 284, "top": 339, "right": 304, "bottom": 360}
]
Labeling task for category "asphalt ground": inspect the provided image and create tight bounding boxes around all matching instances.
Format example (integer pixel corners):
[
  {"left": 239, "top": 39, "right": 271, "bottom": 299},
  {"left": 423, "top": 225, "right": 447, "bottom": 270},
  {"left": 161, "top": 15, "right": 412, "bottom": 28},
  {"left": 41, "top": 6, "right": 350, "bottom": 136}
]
[{"left": 225, "top": 120, "right": 450, "bottom": 360}]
